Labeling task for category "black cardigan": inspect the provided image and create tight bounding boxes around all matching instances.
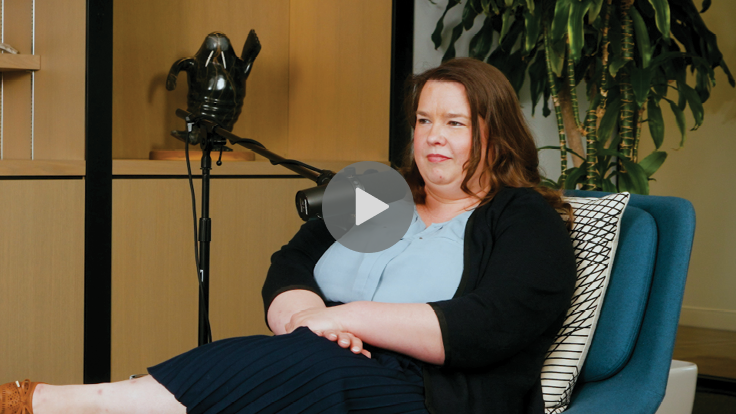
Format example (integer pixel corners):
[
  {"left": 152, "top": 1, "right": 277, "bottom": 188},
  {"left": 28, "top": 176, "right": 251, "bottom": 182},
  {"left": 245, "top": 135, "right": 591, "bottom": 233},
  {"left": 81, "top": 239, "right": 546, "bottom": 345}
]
[{"left": 262, "top": 187, "right": 577, "bottom": 414}]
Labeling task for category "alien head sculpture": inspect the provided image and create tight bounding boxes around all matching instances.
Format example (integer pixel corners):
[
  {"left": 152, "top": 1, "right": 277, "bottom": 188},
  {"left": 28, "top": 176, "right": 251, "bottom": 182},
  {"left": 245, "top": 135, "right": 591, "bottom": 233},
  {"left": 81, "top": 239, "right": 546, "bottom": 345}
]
[{"left": 167, "top": 31, "right": 261, "bottom": 145}]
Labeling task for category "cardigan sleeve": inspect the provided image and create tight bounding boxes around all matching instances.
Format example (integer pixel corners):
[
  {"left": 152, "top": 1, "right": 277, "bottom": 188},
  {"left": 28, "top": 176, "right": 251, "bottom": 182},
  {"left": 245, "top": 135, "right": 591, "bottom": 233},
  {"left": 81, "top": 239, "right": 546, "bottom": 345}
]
[
  {"left": 429, "top": 189, "right": 577, "bottom": 369},
  {"left": 261, "top": 219, "right": 336, "bottom": 317}
]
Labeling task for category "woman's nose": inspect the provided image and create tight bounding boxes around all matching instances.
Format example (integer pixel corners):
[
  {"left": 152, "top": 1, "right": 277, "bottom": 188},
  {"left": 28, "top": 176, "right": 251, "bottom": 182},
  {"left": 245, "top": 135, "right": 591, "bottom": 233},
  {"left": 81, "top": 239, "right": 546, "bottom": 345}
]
[{"left": 427, "top": 125, "right": 446, "bottom": 145}]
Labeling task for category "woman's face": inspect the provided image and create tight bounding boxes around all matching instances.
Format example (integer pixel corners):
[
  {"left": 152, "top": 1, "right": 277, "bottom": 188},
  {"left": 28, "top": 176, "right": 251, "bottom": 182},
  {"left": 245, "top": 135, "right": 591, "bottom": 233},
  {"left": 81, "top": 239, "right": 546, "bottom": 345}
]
[{"left": 413, "top": 80, "right": 487, "bottom": 197}]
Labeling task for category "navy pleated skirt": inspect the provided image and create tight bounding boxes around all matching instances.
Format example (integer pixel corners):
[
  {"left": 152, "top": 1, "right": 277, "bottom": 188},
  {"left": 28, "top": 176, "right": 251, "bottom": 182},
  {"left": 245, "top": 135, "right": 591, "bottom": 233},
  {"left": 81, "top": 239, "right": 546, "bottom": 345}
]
[{"left": 148, "top": 327, "right": 429, "bottom": 414}]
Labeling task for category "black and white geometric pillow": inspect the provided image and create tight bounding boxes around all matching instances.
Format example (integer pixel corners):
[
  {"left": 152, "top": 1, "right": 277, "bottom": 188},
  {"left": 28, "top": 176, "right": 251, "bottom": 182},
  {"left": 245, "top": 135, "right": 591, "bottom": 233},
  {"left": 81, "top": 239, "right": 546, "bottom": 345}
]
[{"left": 542, "top": 192, "right": 631, "bottom": 413}]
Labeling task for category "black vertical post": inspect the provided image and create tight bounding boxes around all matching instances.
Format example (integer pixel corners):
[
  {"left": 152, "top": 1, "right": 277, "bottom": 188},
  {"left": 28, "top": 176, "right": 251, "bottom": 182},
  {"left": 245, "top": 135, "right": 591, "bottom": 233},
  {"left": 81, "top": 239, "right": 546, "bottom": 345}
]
[
  {"left": 389, "top": 0, "right": 415, "bottom": 168},
  {"left": 84, "top": 0, "right": 113, "bottom": 383},
  {"left": 198, "top": 152, "right": 212, "bottom": 346}
]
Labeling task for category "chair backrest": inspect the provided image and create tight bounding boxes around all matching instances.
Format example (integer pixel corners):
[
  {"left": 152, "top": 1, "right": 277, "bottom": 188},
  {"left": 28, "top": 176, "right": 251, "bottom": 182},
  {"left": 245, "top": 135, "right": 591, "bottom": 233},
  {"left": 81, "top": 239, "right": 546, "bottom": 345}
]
[{"left": 563, "top": 191, "right": 696, "bottom": 414}]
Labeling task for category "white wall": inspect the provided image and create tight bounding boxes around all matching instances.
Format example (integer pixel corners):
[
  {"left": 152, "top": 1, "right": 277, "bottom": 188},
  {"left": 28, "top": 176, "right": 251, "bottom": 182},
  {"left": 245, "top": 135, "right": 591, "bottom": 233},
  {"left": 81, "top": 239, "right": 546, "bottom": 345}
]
[
  {"left": 414, "top": 0, "right": 736, "bottom": 331},
  {"left": 639, "top": 2, "right": 736, "bottom": 331}
]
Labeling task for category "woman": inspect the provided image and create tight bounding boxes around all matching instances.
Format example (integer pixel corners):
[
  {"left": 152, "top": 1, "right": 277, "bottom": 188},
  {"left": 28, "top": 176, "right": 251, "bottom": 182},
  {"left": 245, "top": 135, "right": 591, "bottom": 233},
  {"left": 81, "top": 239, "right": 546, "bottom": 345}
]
[{"left": 1, "top": 58, "right": 576, "bottom": 414}]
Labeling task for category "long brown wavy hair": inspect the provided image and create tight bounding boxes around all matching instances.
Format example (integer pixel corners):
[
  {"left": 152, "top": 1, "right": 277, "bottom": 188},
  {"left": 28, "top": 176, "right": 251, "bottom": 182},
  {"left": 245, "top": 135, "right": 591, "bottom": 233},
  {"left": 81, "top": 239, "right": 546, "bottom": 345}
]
[{"left": 403, "top": 58, "right": 572, "bottom": 226}]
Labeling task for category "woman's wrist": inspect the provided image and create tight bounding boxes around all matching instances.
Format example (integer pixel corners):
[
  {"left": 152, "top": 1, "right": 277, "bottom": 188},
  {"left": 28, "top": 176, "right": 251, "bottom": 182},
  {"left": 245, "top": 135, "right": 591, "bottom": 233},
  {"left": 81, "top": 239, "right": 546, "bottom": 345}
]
[
  {"left": 336, "top": 301, "right": 369, "bottom": 336},
  {"left": 267, "top": 289, "right": 326, "bottom": 334}
]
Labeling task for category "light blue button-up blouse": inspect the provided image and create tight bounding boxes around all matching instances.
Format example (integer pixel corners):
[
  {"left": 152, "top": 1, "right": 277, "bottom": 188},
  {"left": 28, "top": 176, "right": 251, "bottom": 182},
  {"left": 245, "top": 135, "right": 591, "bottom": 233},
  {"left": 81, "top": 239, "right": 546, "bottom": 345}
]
[{"left": 314, "top": 208, "right": 473, "bottom": 304}]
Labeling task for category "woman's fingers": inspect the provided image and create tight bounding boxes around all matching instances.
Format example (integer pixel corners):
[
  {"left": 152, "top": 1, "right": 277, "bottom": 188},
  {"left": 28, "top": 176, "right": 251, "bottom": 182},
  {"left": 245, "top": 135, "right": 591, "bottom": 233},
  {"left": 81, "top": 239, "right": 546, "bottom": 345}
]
[
  {"left": 339, "top": 333, "right": 370, "bottom": 358},
  {"left": 348, "top": 334, "right": 362, "bottom": 353},
  {"left": 308, "top": 329, "right": 371, "bottom": 358},
  {"left": 338, "top": 332, "right": 353, "bottom": 349}
]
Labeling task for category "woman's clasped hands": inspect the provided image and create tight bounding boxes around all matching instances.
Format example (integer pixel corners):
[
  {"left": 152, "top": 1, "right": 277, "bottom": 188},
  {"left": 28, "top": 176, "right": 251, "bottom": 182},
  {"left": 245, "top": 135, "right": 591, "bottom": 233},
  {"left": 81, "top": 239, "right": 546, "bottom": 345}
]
[{"left": 285, "top": 306, "right": 371, "bottom": 358}]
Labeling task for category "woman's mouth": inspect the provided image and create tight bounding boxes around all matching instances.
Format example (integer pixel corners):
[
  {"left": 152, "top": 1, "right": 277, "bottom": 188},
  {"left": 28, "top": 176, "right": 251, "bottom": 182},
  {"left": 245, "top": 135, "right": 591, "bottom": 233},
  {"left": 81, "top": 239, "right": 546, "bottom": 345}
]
[{"left": 427, "top": 154, "right": 450, "bottom": 163}]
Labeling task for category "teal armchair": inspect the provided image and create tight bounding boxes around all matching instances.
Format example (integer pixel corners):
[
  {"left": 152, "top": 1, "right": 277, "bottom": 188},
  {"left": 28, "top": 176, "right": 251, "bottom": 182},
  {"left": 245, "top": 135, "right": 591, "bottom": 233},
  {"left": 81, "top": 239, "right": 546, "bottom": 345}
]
[{"left": 564, "top": 191, "right": 696, "bottom": 413}]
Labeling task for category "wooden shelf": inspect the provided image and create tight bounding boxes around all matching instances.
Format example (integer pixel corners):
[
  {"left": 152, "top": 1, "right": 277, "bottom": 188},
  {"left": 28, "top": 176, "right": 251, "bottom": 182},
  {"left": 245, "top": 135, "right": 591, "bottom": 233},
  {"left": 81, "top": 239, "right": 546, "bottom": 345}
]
[
  {"left": 0, "top": 160, "right": 384, "bottom": 177},
  {"left": 113, "top": 159, "right": 371, "bottom": 177},
  {"left": 0, "top": 54, "right": 41, "bottom": 72},
  {"left": 0, "top": 160, "right": 85, "bottom": 176}
]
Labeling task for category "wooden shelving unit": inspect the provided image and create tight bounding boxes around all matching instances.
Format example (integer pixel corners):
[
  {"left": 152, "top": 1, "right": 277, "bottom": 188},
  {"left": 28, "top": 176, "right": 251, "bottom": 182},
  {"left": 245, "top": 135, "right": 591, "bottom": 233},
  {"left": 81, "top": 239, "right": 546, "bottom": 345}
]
[
  {"left": 0, "top": 54, "right": 40, "bottom": 71},
  {"left": 0, "top": 160, "right": 85, "bottom": 176},
  {"left": 112, "top": 159, "right": 365, "bottom": 176}
]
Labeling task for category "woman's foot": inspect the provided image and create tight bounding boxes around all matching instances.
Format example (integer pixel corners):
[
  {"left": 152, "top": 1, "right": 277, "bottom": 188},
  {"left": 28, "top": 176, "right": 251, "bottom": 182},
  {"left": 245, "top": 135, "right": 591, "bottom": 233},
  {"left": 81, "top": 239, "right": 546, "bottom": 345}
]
[{"left": 0, "top": 380, "right": 43, "bottom": 414}]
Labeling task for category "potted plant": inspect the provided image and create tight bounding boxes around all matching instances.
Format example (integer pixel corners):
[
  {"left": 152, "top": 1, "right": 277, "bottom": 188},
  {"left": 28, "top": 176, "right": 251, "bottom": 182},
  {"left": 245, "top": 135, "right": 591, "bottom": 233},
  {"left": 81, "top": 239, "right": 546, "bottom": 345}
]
[{"left": 431, "top": 0, "right": 733, "bottom": 194}]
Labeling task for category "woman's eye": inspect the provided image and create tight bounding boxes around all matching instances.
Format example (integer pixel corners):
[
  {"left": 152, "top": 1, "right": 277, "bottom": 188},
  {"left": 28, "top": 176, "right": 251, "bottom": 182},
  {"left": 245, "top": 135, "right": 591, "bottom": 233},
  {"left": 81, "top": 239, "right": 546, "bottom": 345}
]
[
  {"left": 448, "top": 121, "right": 465, "bottom": 126},
  {"left": 417, "top": 118, "right": 430, "bottom": 124}
]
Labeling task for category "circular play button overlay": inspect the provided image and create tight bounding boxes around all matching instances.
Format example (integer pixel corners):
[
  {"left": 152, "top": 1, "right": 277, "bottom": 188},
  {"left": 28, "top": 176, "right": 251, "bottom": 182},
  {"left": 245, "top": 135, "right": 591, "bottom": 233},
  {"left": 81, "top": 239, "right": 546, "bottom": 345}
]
[{"left": 322, "top": 161, "right": 414, "bottom": 253}]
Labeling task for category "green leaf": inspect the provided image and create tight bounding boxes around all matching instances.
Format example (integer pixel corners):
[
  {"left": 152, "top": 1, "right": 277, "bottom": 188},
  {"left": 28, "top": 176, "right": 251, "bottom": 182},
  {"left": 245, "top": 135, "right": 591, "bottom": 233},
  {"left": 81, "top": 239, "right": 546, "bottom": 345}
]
[
  {"left": 431, "top": 0, "right": 461, "bottom": 49},
  {"left": 523, "top": 9, "right": 541, "bottom": 54},
  {"left": 701, "top": 0, "right": 712, "bottom": 13},
  {"left": 629, "top": 6, "right": 652, "bottom": 68},
  {"left": 695, "top": 69, "right": 711, "bottom": 104},
  {"left": 462, "top": 0, "right": 481, "bottom": 30},
  {"left": 568, "top": 0, "right": 592, "bottom": 63},
  {"left": 499, "top": 7, "right": 514, "bottom": 44},
  {"left": 505, "top": 0, "right": 513, "bottom": 6},
  {"left": 588, "top": 0, "right": 604, "bottom": 24},
  {"left": 497, "top": 13, "right": 523, "bottom": 51},
  {"left": 543, "top": 75, "right": 552, "bottom": 117},
  {"left": 639, "top": 151, "right": 667, "bottom": 178},
  {"left": 442, "top": 22, "right": 466, "bottom": 62},
  {"left": 537, "top": 146, "right": 586, "bottom": 161},
  {"left": 647, "top": 0, "right": 670, "bottom": 42},
  {"left": 678, "top": 81, "right": 704, "bottom": 130},
  {"left": 647, "top": 98, "right": 665, "bottom": 149},
  {"left": 525, "top": 0, "right": 535, "bottom": 13},
  {"left": 608, "top": 11, "right": 625, "bottom": 77},
  {"left": 551, "top": 0, "right": 571, "bottom": 43},
  {"left": 529, "top": 49, "right": 547, "bottom": 116},
  {"left": 647, "top": 51, "right": 686, "bottom": 69},
  {"left": 652, "top": 67, "right": 669, "bottom": 97},
  {"left": 601, "top": 178, "right": 618, "bottom": 193},
  {"left": 630, "top": 66, "right": 654, "bottom": 109},
  {"left": 619, "top": 159, "right": 650, "bottom": 194},
  {"left": 502, "top": 50, "right": 528, "bottom": 93},
  {"left": 541, "top": 176, "right": 560, "bottom": 189},
  {"left": 719, "top": 58, "right": 736, "bottom": 87},
  {"left": 488, "top": 0, "right": 500, "bottom": 14},
  {"left": 597, "top": 146, "right": 627, "bottom": 158},
  {"left": 665, "top": 97, "right": 687, "bottom": 148},
  {"left": 669, "top": 3, "right": 720, "bottom": 64},
  {"left": 469, "top": 16, "right": 495, "bottom": 60},
  {"left": 670, "top": 21, "right": 698, "bottom": 58},
  {"left": 481, "top": 0, "right": 492, "bottom": 14},
  {"left": 548, "top": 37, "right": 567, "bottom": 77},
  {"left": 563, "top": 167, "right": 587, "bottom": 190},
  {"left": 597, "top": 95, "right": 623, "bottom": 143}
]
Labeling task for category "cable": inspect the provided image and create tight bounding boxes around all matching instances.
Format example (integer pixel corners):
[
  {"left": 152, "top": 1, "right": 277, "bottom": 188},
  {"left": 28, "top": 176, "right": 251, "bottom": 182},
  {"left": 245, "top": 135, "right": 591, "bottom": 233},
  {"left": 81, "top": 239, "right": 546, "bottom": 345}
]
[{"left": 185, "top": 139, "right": 213, "bottom": 344}]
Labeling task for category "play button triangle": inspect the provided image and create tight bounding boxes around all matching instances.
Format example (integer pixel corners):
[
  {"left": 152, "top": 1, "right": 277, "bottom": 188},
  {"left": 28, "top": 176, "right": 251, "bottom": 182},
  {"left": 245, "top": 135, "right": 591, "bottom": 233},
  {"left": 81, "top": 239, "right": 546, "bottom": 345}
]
[{"left": 355, "top": 188, "right": 389, "bottom": 226}]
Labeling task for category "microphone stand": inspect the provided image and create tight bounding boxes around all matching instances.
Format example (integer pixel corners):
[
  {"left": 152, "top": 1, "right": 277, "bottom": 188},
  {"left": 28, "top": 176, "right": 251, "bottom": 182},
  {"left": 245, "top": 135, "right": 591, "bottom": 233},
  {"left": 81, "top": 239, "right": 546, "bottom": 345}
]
[{"left": 175, "top": 109, "right": 334, "bottom": 346}]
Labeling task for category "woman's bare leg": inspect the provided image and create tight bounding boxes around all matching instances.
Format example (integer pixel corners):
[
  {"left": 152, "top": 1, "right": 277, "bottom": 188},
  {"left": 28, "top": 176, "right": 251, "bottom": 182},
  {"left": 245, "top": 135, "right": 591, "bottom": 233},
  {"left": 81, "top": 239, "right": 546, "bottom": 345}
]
[{"left": 31, "top": 375, "right": 185, "bottom": 414}]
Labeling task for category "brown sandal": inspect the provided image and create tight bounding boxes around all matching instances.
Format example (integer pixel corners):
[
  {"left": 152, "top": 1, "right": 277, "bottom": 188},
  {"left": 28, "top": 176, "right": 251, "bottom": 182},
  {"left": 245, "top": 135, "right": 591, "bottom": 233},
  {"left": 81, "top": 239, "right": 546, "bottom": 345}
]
[{"left": 0, "top": 380, "right": 43, "bottom": 414}]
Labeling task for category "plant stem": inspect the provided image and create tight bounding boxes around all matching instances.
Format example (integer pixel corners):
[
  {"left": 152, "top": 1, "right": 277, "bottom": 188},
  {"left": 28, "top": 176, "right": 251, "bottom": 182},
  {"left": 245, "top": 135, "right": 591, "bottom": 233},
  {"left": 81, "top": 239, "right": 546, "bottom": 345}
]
[
  {"left": 560, "top": 39, "right": 586, "bottom": 168},
  {"left": 559, "top": 85, "right": 586, "bottom": 168},
  {"left": 585, "top": 0, "right": 612, "bottom": 190},
  {"left": 583, "top": 109, "right": 600, "bottom": 190},
  {"left": 599, "top": 0, "right": 613, "bottom": 98},
  {"left": 567, "top": 41, "right": 582, "bottom": 131},
  {"left": 633, "top": 102, "right": 646, "bottom": 163},
  {"left": 545, "top": 29, "right": 568, "bottom": 184},
  {"left": 618, "top": 1, "right": 636, "bottom": 172}
]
